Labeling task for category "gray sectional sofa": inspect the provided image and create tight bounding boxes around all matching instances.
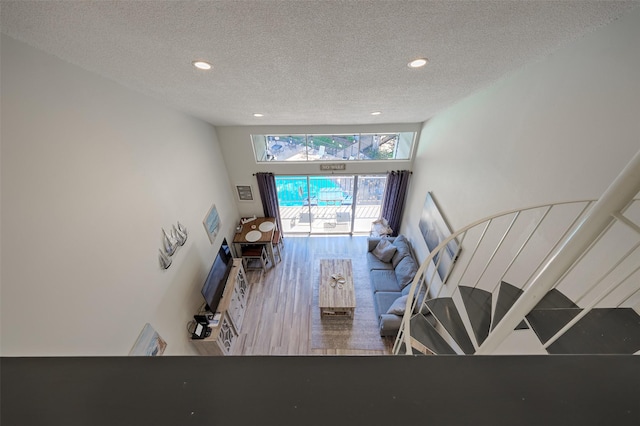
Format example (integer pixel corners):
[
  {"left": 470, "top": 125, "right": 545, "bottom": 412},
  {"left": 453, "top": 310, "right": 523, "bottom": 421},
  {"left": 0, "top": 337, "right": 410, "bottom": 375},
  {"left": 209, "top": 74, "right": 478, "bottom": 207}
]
[{"left": 367, "top": 235, "right": 425, "bottom": 336}]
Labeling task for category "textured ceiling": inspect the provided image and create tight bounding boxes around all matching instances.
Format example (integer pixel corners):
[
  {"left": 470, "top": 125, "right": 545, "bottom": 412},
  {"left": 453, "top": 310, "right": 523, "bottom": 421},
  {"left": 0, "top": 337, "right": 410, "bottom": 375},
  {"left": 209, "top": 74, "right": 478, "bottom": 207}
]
[{"left": 1, "top": 1, "right": 637, "bottom": 126}]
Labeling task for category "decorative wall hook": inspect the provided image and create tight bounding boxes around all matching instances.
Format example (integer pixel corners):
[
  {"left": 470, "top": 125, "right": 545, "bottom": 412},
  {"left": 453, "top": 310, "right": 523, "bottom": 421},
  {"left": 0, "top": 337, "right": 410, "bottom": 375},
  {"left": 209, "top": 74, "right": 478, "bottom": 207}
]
[
  {"left": 177, "top": 222, "right": 188, "bottom": 245},
  {"left": 177, "top": 221, "right": 188, "bottom": 236},
  {"left": 162, "top": 228, "right": 177, "bottom": 256},
  {"left": 158, "top": 249, "right": 172, "bottom": 269},
  {"left": 173, "top": 224, "right": 187, "bottom": 246}
]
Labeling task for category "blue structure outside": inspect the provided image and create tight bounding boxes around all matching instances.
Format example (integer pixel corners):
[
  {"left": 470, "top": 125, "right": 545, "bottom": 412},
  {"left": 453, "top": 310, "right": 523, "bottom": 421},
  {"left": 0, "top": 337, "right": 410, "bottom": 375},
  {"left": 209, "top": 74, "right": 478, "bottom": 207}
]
[{"left": 276, "top": 176, "right": 353, "bottom": 206}]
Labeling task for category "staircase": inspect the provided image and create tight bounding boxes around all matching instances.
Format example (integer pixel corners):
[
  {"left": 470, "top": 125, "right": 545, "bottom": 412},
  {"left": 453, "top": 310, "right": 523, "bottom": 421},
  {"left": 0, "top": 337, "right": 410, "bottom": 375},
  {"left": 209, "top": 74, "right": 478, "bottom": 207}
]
[
  {"left": 401, "top": 279, "right": 640, "bottom": 355},
  {"left": 394, "top": 151, "right": 640, "bottom": 356}
]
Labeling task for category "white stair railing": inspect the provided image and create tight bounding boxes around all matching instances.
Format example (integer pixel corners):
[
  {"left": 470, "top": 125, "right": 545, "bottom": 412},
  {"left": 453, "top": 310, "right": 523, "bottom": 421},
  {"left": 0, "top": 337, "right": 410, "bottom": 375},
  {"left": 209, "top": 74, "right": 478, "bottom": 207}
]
[
  {"left": 477, "top": 150, "right": 640, "bottom": 354},
  {"left": 395, "top": 150, "right": 640, "bottom": 356},
  {"left": 394, "top": 200, "right": 595, "bottom": 355}
]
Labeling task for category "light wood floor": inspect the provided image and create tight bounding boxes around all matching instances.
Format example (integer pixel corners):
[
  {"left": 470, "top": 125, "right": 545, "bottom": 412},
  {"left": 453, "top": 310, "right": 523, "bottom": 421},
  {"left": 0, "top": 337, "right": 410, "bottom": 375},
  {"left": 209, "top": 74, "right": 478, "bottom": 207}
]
[{"left": 234, "top": 235, "right": 393, "bottom": 355}]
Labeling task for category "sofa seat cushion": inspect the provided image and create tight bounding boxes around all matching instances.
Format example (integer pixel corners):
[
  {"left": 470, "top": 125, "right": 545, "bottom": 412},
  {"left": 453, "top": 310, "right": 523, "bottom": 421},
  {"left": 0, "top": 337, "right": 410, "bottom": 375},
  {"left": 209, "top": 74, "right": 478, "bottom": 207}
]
[
  {"left": 370, "top": 269, "right": 403, "bottom": 293},
  {"left": 366, "top": 252, "right": 394, "bottom": 271},
  {"left": 373, "top": 291, "right": 402, "bottom": 318}
]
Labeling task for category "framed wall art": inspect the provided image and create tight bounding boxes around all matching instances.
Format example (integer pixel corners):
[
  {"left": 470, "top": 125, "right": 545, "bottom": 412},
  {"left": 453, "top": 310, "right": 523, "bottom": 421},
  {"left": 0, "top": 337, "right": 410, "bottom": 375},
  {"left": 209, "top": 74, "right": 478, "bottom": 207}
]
[
  {"left": 418, "top": 192, "right": 459, "bottom": 282},
  {"left": 203, "top": 203, "right": 221, "bottom": 244},
  {"left": 236, "top": 185, "right": 254, "bottom": 201},
  {"left": 129, "top": 323, "right": 167, "bottom": 356}
]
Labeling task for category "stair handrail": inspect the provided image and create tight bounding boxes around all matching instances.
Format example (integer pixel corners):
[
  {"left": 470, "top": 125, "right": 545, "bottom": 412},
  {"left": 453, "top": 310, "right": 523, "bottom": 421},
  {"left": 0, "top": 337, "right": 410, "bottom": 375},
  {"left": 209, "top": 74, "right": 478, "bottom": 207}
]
[
  {"left": 476, "top": 150, "right": 640, "bottom": 354},
  {"left": 397, "top": 150, "right": 640, "bottom": 356},
  {"left": 396, "top": 198, "right": 597, "bottom": 355}
]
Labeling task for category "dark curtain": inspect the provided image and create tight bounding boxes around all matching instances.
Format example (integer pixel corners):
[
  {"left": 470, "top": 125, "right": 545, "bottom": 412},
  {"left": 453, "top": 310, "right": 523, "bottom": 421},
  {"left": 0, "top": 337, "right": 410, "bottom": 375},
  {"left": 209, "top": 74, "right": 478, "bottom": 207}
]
[
  {"left": 380, "top": 170, "right": 411, "bottom": 236},
  {"left": 255, "top": 172, "right": 283, "bottom": 233}
]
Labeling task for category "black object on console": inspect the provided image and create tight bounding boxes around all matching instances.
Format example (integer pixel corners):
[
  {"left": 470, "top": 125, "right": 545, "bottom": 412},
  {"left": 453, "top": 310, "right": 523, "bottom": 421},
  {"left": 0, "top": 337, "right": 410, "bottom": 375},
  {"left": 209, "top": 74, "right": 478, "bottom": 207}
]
[{"left": 200, "top": 238, "right": 233, "bottom": 314}]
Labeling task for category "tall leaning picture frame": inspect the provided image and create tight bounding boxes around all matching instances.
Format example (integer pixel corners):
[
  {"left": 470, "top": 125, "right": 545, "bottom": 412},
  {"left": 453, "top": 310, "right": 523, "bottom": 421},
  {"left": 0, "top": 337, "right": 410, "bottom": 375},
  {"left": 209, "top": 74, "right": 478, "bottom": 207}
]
[
  {"left": 203, "top": 203, "right": 221, "bottom": 244},
  {"left": 418, "top": 192, "right": 459, "bottom": 283}
]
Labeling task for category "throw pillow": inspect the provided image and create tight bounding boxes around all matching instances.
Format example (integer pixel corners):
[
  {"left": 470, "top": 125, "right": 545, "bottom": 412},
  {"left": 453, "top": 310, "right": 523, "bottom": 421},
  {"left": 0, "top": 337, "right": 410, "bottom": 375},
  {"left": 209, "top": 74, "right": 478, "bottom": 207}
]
[
  {"left": 386, "top": 295, "right": 409, "bottom": 315},
  {"left": 372, "top": 238, "right": 397, "bottom": 263},
  {"left": 391, "top": 235, "right": 410, "bottom": 268},
  {"left": 395, "top": 256, "right": 418, "bottom": 288},
  {"left": 402, "top": 285, "right": 430, "bottom": 314}
]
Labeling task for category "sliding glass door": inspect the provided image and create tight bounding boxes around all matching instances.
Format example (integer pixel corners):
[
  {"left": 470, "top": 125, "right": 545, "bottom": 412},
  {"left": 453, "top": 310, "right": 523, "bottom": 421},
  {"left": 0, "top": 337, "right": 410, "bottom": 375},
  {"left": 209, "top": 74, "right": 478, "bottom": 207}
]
[
  {"left": 352, "top": 175, "right": 386, "bottom": 233},
  {"left": 275, "top": 174, "right": 386, "bottom": 235}
]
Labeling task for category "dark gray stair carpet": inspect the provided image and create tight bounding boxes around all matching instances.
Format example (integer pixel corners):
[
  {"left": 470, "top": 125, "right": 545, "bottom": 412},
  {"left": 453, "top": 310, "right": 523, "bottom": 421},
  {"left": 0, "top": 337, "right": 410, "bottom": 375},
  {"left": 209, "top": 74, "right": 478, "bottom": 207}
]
[
  {"left": 425, "top": 298, "right": 475, "bottom": 354},
  {"left": 526, "top": 308, "right": 583, "bottom": 344},
  {"left": 401, "top": 313, "right": 436, "bottom": 355},
  {"left": 492, "top": 281, "right": 528, "bottom": 331},
  {"left": 544, "top": 308, "right": 640, "bottom": 354},
  {"left": 395, "top": 342, "right": 426, "bottom": 356},
  {"left": 459, "top": 286, "right": 492, "bottom": 346},
  {"left": 531, "top": 288, "right": 579, "bottom": 310},
  {"left": 526, "top": 289, "right": 582, "bottom": 343},
  {"left": 409, "top": 313, "right": 457, "bottom": 355}
]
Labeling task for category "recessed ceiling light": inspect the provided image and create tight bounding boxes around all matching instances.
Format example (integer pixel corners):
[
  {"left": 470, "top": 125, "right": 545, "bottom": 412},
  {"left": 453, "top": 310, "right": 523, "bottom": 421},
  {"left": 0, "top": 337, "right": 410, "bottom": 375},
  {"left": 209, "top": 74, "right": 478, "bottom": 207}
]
[
  {"left": 253, "top": 113, "right": 264, "bottom": 117},
  {"left": 192, "top": 60, "right": 212, "bottom": 70},
  {"left": 408, "top": 58, "right": 428, "bottom": 68},
  {"left": 371, "top": 111, "right": 382, "bottom": 116}
]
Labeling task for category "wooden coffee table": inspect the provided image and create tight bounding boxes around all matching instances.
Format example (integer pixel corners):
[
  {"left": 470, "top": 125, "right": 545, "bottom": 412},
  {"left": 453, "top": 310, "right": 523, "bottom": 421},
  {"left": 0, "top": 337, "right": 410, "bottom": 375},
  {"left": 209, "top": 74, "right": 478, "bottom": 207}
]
[{"left": 319, "top": 259, "right": 356, "bottom": 318}]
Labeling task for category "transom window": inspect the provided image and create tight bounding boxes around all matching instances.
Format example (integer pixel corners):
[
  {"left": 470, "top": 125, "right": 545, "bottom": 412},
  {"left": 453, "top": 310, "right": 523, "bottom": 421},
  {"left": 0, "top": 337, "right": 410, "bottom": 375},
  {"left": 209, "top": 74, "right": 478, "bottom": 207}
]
[{"left": 251, "top": 132, "right": 415, "bottom": 163}]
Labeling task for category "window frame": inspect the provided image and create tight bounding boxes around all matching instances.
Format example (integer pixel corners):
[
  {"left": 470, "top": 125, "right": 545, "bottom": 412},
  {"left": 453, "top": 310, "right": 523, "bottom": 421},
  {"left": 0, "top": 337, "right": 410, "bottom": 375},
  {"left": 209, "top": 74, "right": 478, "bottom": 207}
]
[{"left": 250, "top": 132, "right": 416, "bottom": 163}]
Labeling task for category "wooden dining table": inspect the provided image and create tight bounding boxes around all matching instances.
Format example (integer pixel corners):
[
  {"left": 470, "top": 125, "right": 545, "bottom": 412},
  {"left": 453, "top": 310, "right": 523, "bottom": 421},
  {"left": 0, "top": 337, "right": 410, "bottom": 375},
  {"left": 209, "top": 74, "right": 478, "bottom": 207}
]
[{"left": 232, "top": 217, "right": 277, "bottom": 266}]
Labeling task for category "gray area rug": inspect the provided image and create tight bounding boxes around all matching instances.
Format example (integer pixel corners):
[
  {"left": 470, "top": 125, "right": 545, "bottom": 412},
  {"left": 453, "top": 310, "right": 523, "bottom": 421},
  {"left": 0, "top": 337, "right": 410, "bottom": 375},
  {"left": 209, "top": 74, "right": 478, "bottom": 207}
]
[{"left": 311, "top": 257, "right": 389, "bottom": 351}]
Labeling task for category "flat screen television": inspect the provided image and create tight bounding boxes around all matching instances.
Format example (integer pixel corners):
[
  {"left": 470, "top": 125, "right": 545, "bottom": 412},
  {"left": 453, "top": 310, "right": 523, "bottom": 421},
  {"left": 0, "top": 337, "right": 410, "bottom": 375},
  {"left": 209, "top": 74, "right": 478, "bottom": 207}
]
[{"left": 201, "top": 238, "right": 233, "bottom": 313}]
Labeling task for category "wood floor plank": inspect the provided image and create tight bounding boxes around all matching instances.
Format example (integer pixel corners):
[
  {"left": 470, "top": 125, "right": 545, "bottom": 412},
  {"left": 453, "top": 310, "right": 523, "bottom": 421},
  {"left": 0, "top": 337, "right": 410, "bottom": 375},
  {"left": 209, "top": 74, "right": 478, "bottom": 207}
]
[{"left": 233, "top": 235, "right": 392, "bottom": 356}]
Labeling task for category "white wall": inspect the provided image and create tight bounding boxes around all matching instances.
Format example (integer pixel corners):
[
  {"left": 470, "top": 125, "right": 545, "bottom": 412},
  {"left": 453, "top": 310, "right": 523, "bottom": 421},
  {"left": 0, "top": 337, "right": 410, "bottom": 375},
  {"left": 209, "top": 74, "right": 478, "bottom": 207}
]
[
  {"left": 216, "top": 124, "right": 421, "bottom": 217},
  {"left": 402, "top": 7, "right": 640, "bottom": 285},
  {"left": 0, "top": 35, "right": 239, "bottom": 356}
]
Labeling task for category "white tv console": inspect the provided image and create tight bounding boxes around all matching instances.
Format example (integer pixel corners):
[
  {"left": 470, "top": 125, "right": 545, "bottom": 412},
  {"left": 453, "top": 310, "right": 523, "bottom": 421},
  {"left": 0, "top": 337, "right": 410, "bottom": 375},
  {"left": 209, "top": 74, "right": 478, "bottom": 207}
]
[{"left": 191, "top": 259, "right": 250, "bottom": 356}]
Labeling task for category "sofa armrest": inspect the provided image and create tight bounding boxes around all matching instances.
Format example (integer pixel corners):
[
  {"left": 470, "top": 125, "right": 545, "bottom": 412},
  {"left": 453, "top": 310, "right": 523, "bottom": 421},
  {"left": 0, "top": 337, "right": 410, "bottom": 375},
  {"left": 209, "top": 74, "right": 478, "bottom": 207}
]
[{"left": 379, "top": 314, "right": 403, "bottom": 337}]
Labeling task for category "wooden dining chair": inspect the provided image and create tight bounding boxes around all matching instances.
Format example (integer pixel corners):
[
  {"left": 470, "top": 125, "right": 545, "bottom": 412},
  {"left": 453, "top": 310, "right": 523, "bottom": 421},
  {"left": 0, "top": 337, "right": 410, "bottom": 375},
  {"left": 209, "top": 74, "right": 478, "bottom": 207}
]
[
  {"left": 241, "top": 245, "right": 268, "bottom": 271},
  {"left": 271, "top": 230, "right": 284, "bottom": 263}
]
